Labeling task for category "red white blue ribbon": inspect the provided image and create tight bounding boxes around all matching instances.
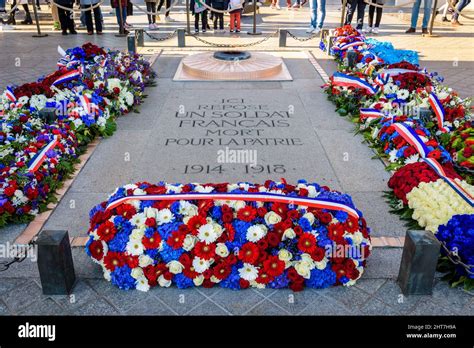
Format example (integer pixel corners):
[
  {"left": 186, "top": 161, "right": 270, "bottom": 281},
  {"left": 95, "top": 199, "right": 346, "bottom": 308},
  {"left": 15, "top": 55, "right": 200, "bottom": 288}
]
[
  {"left": 392, "top": 123, "right": 431, "bottom": 158},
  {"left": 52, "top": 69, "right": 81, "bottom": 86},
  {"left": 105, "top": 192, "right": 361, "bottom": 219},
  {"left": 5, "top": 87, "right": 16, "bottom": 103},
  {"left": 332, "top": 73, "right": 378, "bottom": 95},
  {"left": 359, "top": 108, "right": 387, "bottom": 121},
  {"left": 333, "top": 41, "right": 365, "bottom": 51},
  {"left": 422, "top": 158, "right": 474, "bottom": 207},
  {"left": 428, "top": 92, "right": 450, "bottom": 133},
  {"left": 27, "top": 136, "right": 59, "bottom": 173},
  {"left": 380, "top": 68, "right": 426, "bottom": 76},
  {"left": 374, "top": 73, "right": 390, "bottom": 87}
]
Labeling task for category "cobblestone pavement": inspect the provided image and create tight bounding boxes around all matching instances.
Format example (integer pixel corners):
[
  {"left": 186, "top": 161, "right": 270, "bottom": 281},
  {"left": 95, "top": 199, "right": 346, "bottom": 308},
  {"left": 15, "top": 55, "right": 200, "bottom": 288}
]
[{"left": 0, "top": 0, "right": 473, "bottom": 316}]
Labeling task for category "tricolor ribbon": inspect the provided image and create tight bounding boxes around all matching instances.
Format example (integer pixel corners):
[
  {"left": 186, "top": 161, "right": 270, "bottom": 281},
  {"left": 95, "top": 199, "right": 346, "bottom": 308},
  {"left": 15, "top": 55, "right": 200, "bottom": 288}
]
[
  {"left": 332, "top": 72, "right": 378, "bottom": 95},
  {"left": 5, "top": 87, "right": 16, "bottom": 103},
  {"left": 422, "top": 158, "right": 474, "bottom": 207},
  {"left": 52, "top": 69, "right": 81, "bottom": 86},
  {"left": 105, "top": 192, "right": 361, "bottom": 219},
  {"left": 359, "top": 108, "right": 387, "bottom": 121},
  {"left": 391, "top": 123, "right": 431, "bottom": 158},
  {"left": 333, "top": 41, "right": 365, "bottom": 51},
  {"left": 380, "top": 68, "right": 426, "bottom": 77},
  {"left": 428, "top": 92, "right": 450, "bottom": 133},
  {"left": 27, "top": 136, "right": 59, "bottom": 173},
  {"left": 373, "top": 73, "right": 390, "bottom": 87}
]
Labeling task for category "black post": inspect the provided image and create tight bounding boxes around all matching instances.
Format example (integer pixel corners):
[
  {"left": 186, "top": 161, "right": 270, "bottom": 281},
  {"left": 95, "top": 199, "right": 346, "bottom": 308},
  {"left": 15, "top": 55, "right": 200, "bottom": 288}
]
[
  {"left": 247, "top": 0, "right": 261, "bottom": 35},
  {"left": 37, "top": 230, "right": 76, "bottom": 295},
  {"left": 426, "top": 0, "right": 438, "bottom": 36},
  {"left": 115, "top": 0, "right": 128, "bottom": 37},
  {"left": 397, "top": 230, "right": 440, "bottom": 295},
  {"left": 128, "top": 31, "right": 137, "bottom": 53},
  {"left": 178, "top": 28, "right": 186, "bottom": 47},
  {"left": 136, "top": 28, "right": 145, "bottom": 46},
  {"left": 32, "top": 0, "right": 47, "bottom": 37},
  {"left": 278, "top": 29, "right": 287, "bottom": 47},
  {"left": 185, "top": 0, "right": 191, "bottom": 34}
]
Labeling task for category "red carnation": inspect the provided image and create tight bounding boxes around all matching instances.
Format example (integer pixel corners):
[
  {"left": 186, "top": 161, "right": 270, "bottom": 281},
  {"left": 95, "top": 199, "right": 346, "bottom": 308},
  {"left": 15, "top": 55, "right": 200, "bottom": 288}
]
[
  {"left": 89, "top": 240, "right": 104, "bottom": 261},
  {"left": 167, "top": 230, "right": 185, "bottom": 249},
  {"left": 187, "top": 215, "right": 207, "bottom": 233},
  {"left": 97, "top": 221, "right": 117, "bottom": 242},
  {"left": 297, "top": 233, "right": 317, "bottom": 253},
  {"left": 328, "top": 224, "right": 345, "bottom": 243},
  {"left": 104, "top": 251, "right": 125, "bottom": 271},
  {"left": 142, "top": 232, "right": 162, "bottom": 249},
  {"left": 262, "top": 255, "right": 285, "bottom": 277},
  {"left": 318, "top": 212, "right": 332, "bottom": 225},
  {"left": 213, "top": 263, "right": 231, "bottom": 280},
  {"left": 194, "top": 241, "right": 216, "bottom": 260},
  {"left": 256, "top": 270, "right": 274, "bottom": 284},
  {"left": 266, "top": 232, "right": 281, "bottom": 247},
  {"left": 238, "top": 242, "right": 260, "bottom": 264},
  {"left": 237, "top": 206, "right": 257, "bottom": 222},
  {"left": 239, "top": 279, "right": 250, "bottom": 289},
  {"left": 115, "top": 204, "right": 136, "bottom": 219}
]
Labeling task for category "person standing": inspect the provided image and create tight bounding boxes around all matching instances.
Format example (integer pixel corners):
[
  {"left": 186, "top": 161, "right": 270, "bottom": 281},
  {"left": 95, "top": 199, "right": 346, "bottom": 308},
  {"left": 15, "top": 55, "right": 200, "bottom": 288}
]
[
  {"left": 80, "top": 0, "right": 102, "bottom": 34},
  {"left": 3, "top": 0, "right": 32, "bottom": 25},
  {"left": 157, "top": 0, "right": 175, "bottom": 22},
  {"left": 111, "top": 0, "right": 130, "bottom": 32},
  {"left": 211, "top": 0, "right": 227, "bottom": 32},
  {"left": 345, "top": 0, "right": 365, "bottom": 29},
  {"left": 270, "top": 0, "right": 291, "bottom": 9},
  {"left": 190, "top": 0, "right": 208, "bottom": 33},
  {"left": 364, "top": 0, "right": 384, "bottom": 33},
  {"left": 56, "top": 0, "right": 77, "bottom": 34},
  {"left": 451, "top": 0, "right": 471, "bottom": 25},
  {"left": 228, "top": 0, "right": 242, "bottom": 32},
  {"left": 406, "top": 0, "right": 432, "bottom": 34},
  {"left": 145, "top": 0, "right": 158, "bottom": 29},
  {"left": 306, "top": 0, "right": 325, "bottom": 34}
]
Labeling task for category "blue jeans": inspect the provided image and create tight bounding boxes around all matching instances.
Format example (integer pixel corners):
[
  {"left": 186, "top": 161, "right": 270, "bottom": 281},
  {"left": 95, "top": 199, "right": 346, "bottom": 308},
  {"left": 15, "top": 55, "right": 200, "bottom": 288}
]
[
  {"left": 309, "top": 0, "right": 325, "bottom": 28},
  {"left": 453, "top": 0, "right": 471, "bottom": 20},
  {"left": 410, "top": 0, "right": 432, "bottom": 28},
  {"left": 0, "top": 0, "right": 5, "bottom": 10},
  {"left": 115, "top": 7, "right": 127, "bottom": 27}
]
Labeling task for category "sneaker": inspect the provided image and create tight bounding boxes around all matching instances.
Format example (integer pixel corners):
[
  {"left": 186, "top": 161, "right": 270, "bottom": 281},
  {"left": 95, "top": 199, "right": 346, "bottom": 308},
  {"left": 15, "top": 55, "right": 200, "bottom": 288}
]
[
  {"left": 0, "top": 23, "right": 15, "bottom": 30},
  {"left": 164, "top": 16, "right": 175, "bottom": 22},
  {"left": 306, "top": 25, "right": 316, "bottom": 33},
  {"left": 313, "top": 27, "right": 321, "bottom": 35},
  {"left": 149, "top": 23, "right": 158, "bottom": 30},
  {"left": 276, "top": 4, "right": 281, "bottom": 9},
  {"left": 405, "top": 27, "right": 416, "bottom": 33},
  {"left": 421, "top": 27, "right": 429, "bottom": 34},
  {"left": 372, "top": 27, "right": 379, "bottom": 34},
  {"left": 202, "top": 29, "right": 206, "bottom": 32},
  {"left": 229, "top": 29, "right": 234, "bottom": 32},
  {"left": 441, "top": 16, "right": 449, "bottom": 22},
  {"left": 292, "top": 3, "right": 300, "bottom": 8},
  {"left": 195, "top": 28, "right": 199, "bottom": 33},
  {"left": 362, "top": 26, "right": 372, "bottom": 33},
  {"left": 451, "top": 19, "right": 462, "bottom": 26},
  {"left": 270, "top": 4, "right": 276, "bottom": 8},
  {"left": 235, "top": 29, "right": 240, "bottom": 32}
]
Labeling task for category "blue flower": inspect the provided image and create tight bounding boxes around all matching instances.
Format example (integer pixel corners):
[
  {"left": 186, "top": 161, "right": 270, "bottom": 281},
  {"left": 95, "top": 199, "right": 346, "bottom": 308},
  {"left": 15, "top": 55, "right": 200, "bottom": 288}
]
[
  {"left": 111, "top": 265, "right": 136, "bottom": 290},
  {"left": 174, "top": 273, "right": 193, "bottom": 289},
  {"left": 305, "top": 268, "right": 337, "bottom": 288},
  {"left": 108, "top": 231, "right": 129, "bottom": 252},
  {"left": 298, "top": 217, "right": 312, "bottom": 232},
  {"left": 219, "top": 266, "right": 241, "bottom": 290}
]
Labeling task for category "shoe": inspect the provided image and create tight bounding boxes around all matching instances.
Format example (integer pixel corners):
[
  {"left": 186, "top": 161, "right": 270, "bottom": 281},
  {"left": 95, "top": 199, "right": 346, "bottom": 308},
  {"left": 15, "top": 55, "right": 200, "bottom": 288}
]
[
  {"left": 229, "top": 29, "right": 234, "bottom": 32},
  {"left": 236, "top": 29, "right": 240, "bottom": 32},
  {"left": 372, "top": 27, "right": 379, "bottom": 34},
  {"left": 124, "top": 22, "right": 133, "bottom": 29},
  {"left": 97, "top": 31, "right": 103, "bottom": 35},
  {"left": 62, "top": 31, "right": 68, "bottom": 35},
  {"left": 300, "top": 0, "right": 307, "bottom": 5},
  {"left": 362, "top": 26, "right": 372, "bottom": 33},
  {"left": 156, "top": 14, "right": 161, "bottom": 21},
  {"left": 292, "top": 3, "right": 300, "bottom": 8},
  {"left": 202, "top": 29, "right": 206, "bottom": 32},
  {"left": 164, "top": 16, "right": 175, "bottom": 22},
  {"left": 87, "top": 31, "right": 93, "bottom": 35},
  {"left": 195, "top": 28, "right": 199, "bottom": 33},
  {"left": 306, "top": 25, "right": 315, "bottom": 33},
  {"left": 270, "top": 4, "right": 275, "bottom": 8},
  {"left": 451, "top": 19, "right": 462, "bottom": 26},
  {"left": 442, "top": 16, "right": 449, "bottom": 22},
  {"left": 405, "top": 27, "right": 416, "bottom": 33},
  {"left": 149, "top": 23, "right": 158, "bottom": 30},
  {"left": 21, "top": 13, "right": 32, "bottom": 25},
  {"left": 276, "top": 4, "right": 281, "bottom": 9},
  {"left": 70, "top": 29, "right": 77, "bottom": 34},
  {"left": 313, "top": 27, "right": 321, "bottom": 35}
]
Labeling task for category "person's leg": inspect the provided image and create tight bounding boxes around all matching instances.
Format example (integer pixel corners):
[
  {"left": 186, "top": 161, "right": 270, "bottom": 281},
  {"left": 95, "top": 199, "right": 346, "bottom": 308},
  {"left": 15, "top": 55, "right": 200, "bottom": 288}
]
[
  {"left": 236, "top": 11, "right": 241, "bottom": 29},
  {"left": 355, "top": 0, "right": 365, "bottom": 29},
  {"left": 151, "top": 2, "right": 156, "bottom": 22},
  {"left": 165, "top": 0, "right": 170, "bottom": 16},
  {"left": 66, "top": 3, "right": 76, "bottom": 32},
  {"left": 21, "top": 4, "right": 32, "bottom": 24},
  {"left": 229, "top": 12, "right": 235, "bottom": 30},
  {"left": 309, "top": 0, "right": 316, "bottom": 28},
  {"left": 158, "top": 0, "right": 164, "bottom": 10},
  {"left": 202, "top": 9, "right": 207, "bottom": 29},
  {"left": 194, "top": 13, "right": 199, "bottom": 30},
  {"left": 375, "top": 3, "right": 382, "bottom": 26},
  {"left": 94, "top": 5, "right": 102, "bottom": 32},
  {"left": 317, "top": 0, "right": 325, "bottom": 28},
  {"left": 452, "top": 0, "right": 469, "bottom": 20},
  {"left": 219, "top": 12, "right": 223, "bottom": 29},
  {"left": 122, "top": 5, "right": 127, "bottom": 24},
  {"left": 410, "top": 0, "right": 421, "bottom": 28},
  {"left": 368, "top": 0, "right": 374, "bottom": 27},
  {"left": 146, "top": 2, "right": 152, "bottom": 23},
  {"left": 58, "top": 7, "right": 68, "bottom": 32},
  {"left": 82, "top": 5, "right": 93, "bottom": 32},
  {"left": 0, "top": 0, "right": 6, "bottom": 11},
  {"left": 421, "top": 0, "right": 432, "bottom": 28},
  {"left": 345, "top": 0, "right": 357, "bottom": 24}
]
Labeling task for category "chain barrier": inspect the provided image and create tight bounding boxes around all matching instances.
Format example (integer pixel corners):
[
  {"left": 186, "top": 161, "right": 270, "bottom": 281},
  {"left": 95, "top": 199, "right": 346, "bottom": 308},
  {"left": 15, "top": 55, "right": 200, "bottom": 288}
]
[
  {"left": 440, "top": 241, "right": 474, "bottom": 276},
  {"left": 362, "top": 0, "right": 415, "bottom": 8},
  {"left": 0, "top": 240, "right": 36, "bottom": 273},
  {"left": 2, "top": 3, "right": 19, "bottom": 17},
  {"left": 144, "top": 28, "right": 178, "bottom": 40},
  {"left": 50, "top": 0, "right": 103, "bottom": 12},
  {"left": 286, "top": 30, "right": 319, "bottom": 41},
  {"left": 189, "top": 29, "right": 277, "bottom": 47},
  {"left": 131, "top": 0, "right": 179, "bottom": 17},
  {"left": 448, "top": 0, "right": 474, "bottom": 20}
]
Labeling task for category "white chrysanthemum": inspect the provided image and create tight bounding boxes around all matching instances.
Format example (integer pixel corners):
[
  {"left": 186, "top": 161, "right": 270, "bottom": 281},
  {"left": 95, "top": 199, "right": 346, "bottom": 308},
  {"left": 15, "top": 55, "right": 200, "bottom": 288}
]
[
  {"left": 396, "top": 89, "right": 410, "bottom": 100},
  {"left": 192, "top": 257, "right": 210, "bottom": 273},
  {"left": 126, "top": 239, "right": 144, "bottom": 256},
  {"left": 238, "top": 263, "right": 258, "bottom": 281},
  {"left": 197, "top": 223, "right": 218, "bottom": 244},
  {"left": 131, "top": 213, "right": 147, "bottom": 227},
  {"left": 193, "top": 275, "right": 204, "bottom": 286},
  {"left": 157, "top": 208, "right": 174, "bottom": 225},
  {"left": 246, "top": 224, "right": 267, "bottom": 242},
  {"left": 194, "top": 185, "right": 214, "bottom": 193}
]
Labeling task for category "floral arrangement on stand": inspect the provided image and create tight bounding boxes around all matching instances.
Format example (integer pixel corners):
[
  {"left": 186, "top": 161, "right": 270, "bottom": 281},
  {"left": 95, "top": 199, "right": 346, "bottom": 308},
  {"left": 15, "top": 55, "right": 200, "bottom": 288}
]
[
  {"left": 0, "top": 43, "right": 154, "bottom": 227},
  {"left": 321, "top": 25, "right": 474, "bottom": 290},
  {"left": 86, "top": 180, "right": 372, "bottom": 292}
]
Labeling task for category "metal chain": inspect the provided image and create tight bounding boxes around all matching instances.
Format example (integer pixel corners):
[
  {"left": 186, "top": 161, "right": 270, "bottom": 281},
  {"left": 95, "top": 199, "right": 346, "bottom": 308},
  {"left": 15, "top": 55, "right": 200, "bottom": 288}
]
[
  {"left": 286, "top": 30, "right": 319, "bottom": 42},
  {"left": 362, "top": 0, "right": 415, "bottom": 8},
  {"left": 440, "top": 241, "right": 474, "bottom": 276},
  {"left": 50, "top": 0, "right": 103, "bottom": 12},
  {"left": 0, "top": 240, "right": 36, "bottom": 272},
  {"left": 144, "top": 28, "right": 178, "bottom": 41},
  {"left": 131, "top": 0, "right": 179, "bottom": 17},
  {"left": 189, "top": 30, "right": 278, "bottom": 47}
]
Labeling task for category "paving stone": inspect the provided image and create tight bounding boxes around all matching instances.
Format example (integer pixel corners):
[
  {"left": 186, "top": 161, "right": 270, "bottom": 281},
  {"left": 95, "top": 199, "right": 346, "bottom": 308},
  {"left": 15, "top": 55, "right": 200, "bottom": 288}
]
[
  {"left": 429, "top": 281, "right": 474, "bottom": 314},
  {"left": 267, "top": 289, "right": 324, "bottom": 315},
  {"left": 359, "top": 297, "right": 399, "bottom": 315},
  {"left": 2, "top": 280, "right": 46, "bottom": 314},
  {"left": 354, "top": 279, "right": 388, "bottom": 295},
  {"left": 372, "top": 279, "right": 429, "bottom": 314},
  {"left": 245, "top": 299, "right": 290, "bottom": 315},
  {"left": 0, "top": 223, "right": 28, "bottom": 245},
  {"left": 186, "top": 299, "right": 231, "bottom": 315},
  {"left": 0, "top": 299, "right": 11, "bottom": 315},
  {"left": 0, "top": 278, "right": 27, "bottom": 296},
  {"left": 207, "top": 288, "right": 267, "bottom": 315},
  {"left": 151, "top": 287, "right": 207, "bottom": 315},
  {"left": 74, "top": 298, "right": 120, "bottom": 316},
  {"left": 298, "top": 294, "right": 353, "bottom": 315},
  {"left": 318, "top": 284, "right": 372, "bottom": 311},
  {"left": 409, "top": 299, "right": 460, "bottom": 316},
  {"left": 18, "top": 298, "right": 67, "bottom": 316},
  {"left": 54, "top": 280, "right": 100, "bottom": 311},
  {"left": 124, "top": 297, "right": 177, "bottom": 315},
  {"left": 363, "top": 248, "right": 403, "bottom": 279}
]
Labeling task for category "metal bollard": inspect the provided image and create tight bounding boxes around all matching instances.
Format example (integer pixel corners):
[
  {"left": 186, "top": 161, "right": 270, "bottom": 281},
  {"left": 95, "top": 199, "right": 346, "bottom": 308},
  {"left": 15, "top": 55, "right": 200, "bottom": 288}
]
[
  {"left": 128, "top": 31, "right": 137, "bottom": 54},
  {"left": 178, "top": 28, "right": 186, "bottom": 47},
  {"left": 425, "top": 0, "right": 439, "bottom": 37},
  {"left": 136, "top": 28, "right": 145, "bottom": 47},
  {"left": 397, "top": 230, "right": 440, "bottom": 295},
  {"left": 36, "top": 230, "right": 76, "bottom": 295},
  {"left": 279, "top": 29, "right": 287, "bottom": 48}
]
